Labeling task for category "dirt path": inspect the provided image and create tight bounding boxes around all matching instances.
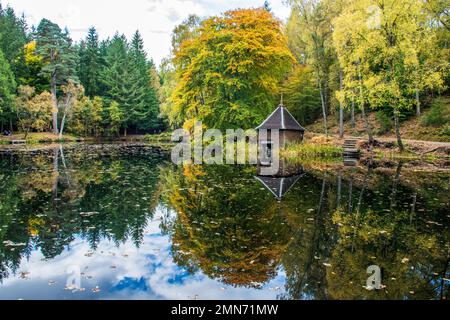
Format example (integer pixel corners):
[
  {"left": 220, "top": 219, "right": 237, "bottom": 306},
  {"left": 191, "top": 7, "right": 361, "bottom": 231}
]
[{"left": 334, "top": 134, "right": 450, "bottom": 154}]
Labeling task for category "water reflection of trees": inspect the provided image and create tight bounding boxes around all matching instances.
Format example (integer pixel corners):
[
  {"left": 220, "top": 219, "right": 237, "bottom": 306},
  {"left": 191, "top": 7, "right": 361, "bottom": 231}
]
[
  {"left": 159, "top": 163, "right": 449, "bottom": 299},
  {"left": 0, "top": 149, "right": 448, "bottom": 299},
  {"left": 0, "top": 146, "right": 162, "bottom": 282},
  {"left": 158, "top": 165, "right": 293, "bottom": 287}
]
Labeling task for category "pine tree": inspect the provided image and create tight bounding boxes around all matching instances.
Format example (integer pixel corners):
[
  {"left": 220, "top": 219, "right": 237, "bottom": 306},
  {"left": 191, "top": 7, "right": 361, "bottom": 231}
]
[
  {"left": 35, "top": 19, "right": 78, "bottom": 134},
  {"left": 77, "top": 27, "right": 103, "bottom": 97},
  {"left": 0, "top": 5, "right": 27, "bottom": 80},
  {"left": 129, "top": 31, "right": 160, "bottom": 131},
  {"left": 101, "top": 34, "right": 134, "bottom": 135}
]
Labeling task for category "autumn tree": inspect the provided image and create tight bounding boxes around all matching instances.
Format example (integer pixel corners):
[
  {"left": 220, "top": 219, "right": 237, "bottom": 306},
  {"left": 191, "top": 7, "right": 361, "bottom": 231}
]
[
  {"left": 108, "top": 101, "right": 123, "bottom": 136},
  {"left": 170, "top": 9, "right": 293, "bottom": 130},
  {"left": 15, "top": 85, "right": 52, "bottom": 138},
  {"left": 58, "top": 80, "right": 85, "bottom": 138},
  {"left": 285, "top": 0, "right": 337, "bottom": 136},
  {"left": 333, "top": 0, "right": 446, "bottom": 151}
]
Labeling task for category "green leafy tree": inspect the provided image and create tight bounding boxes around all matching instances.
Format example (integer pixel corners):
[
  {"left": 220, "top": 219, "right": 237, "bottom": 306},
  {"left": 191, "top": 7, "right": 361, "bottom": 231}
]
[
  {"left": 282, "top": 65, "right": 322, "bottom": 125},
  {"left": 108, "top": 101, "right": 123, "bottom": 136}
]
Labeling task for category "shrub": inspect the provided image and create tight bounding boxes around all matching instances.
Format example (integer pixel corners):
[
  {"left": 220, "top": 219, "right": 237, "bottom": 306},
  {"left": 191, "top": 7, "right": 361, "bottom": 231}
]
[
  {"left": 422, "top": 99, "right": 449, "bottom": 127},
  {"left": 376, "top": 111, "right": 393, "bottom": 134}
]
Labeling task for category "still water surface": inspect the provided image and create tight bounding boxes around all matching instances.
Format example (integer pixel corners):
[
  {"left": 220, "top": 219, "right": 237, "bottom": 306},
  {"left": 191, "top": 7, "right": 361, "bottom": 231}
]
[{"left": 0, "top": 144, "right": 448, "bottom": 300}]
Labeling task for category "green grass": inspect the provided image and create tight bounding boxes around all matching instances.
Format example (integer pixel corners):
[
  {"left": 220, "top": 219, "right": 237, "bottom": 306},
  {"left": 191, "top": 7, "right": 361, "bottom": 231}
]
[{"left": 0, "top": 132, "right": 82, "bottom": 144}]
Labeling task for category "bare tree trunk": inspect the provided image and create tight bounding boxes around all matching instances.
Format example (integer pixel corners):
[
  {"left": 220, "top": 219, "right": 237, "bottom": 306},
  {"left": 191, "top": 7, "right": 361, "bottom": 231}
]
[
  {"left": 58, "top": 93, "right": 72, "bottom": 139},
  {"left": 415, "top": 88, "right": 421, "bottom": 116},
  {"left": 339, "top": 69, "right": 344, "bottom": 139},
  {"left": 394, "top": 111, "right": 404, "bottom": 152},
  {"left": 51, "top": 73, "right": 59, "bottom": 135},
  {"left": 351, "top": 99, "right": 355, "bottom": 128},
  {"left": 59, "top": 113, "right": 67, "bottom": 139},
  {"left": 318, "top": 78, "right": 328, "bottom": 136},
  {"left": 358, "top": 67, "right": 374, "bottom": 145}
]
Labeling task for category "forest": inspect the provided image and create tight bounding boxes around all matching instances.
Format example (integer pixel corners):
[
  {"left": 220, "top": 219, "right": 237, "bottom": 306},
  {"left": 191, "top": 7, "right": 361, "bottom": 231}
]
[{"left": 0, "top": 0, "right": 449, "bottom": 149}]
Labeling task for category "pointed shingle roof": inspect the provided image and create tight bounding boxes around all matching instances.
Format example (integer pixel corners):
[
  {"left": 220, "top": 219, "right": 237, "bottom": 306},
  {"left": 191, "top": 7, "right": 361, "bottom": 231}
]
[
  {"left": 256, "top": 105, "right": 306, "bottom": 131},
  {"left": 255, "top": 175, "right": 302, "bottom": 199}
]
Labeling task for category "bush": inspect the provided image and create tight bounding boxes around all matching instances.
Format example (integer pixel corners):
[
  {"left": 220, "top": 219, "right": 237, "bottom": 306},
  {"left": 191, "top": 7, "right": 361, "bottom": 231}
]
[
  {"left": 439, "top": 125, "right": 450, "bottom": 138},
  {"left": 422, "top": 99, "right": 449, "bottom": 127}
]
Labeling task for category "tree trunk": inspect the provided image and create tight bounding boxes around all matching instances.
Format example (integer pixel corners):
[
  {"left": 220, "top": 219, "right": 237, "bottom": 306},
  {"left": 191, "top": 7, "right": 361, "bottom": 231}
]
[
  {"left": 24, "top": 127, "right": 31, "bottom": 139},
  {"left": 339, "top": 69, "right": 344, "bottom": 139},
  {"left": 59, "top": 113, "right": 67, "bottom": 139},
  {"left": 415, "top": 88, "right": 421, "bottom": 116},
  {"left": 394, "top": 111, "right": 404, "bottom": 152},
  {"left": 318, "top": 78, "right": 328, "bottom": 136},
  {"left": 351, "top": 99, "right": 355, "bottom": 128},
  {"left": 51, "top": 74, "right": 59, "bottom": 135}
]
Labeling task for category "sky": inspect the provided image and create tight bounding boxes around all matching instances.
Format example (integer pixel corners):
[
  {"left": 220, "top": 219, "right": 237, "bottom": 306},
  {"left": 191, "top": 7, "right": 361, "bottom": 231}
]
[{"left": 1, "top": 0, "right": 291, "bottom": 66}]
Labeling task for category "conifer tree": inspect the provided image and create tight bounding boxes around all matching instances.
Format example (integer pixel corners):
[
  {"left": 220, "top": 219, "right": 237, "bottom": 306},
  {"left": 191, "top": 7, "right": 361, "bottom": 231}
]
[
  {"left": 0, "top": 50, "right": 16, "bottom": 131},
  {"left": 129, "top": 31, "right": 160, "bottom": 131},
  {"left": 77, "top": 27, "right": 103, "bottom": 97}
]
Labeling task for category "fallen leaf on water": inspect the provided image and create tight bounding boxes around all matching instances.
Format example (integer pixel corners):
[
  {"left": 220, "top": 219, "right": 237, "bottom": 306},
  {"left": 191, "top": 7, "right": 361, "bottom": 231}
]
[{"left": 92, "top": 286, "right": 101, "bottom": 293}]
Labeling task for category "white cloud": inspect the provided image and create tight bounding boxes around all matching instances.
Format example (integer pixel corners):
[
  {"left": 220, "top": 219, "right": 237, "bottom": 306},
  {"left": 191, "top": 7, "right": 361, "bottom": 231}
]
[
  {"left": 1, "top": 0, "right": 290, "bottom": 66},
  {"left": 0, "top": 206, "right": 287, "bottom": 300}
]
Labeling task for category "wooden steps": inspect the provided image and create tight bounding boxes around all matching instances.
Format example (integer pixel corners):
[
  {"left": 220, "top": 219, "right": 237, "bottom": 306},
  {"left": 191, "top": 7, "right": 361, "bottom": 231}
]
[{"left": 343, "top": 139, "right": 360, "bottom": 158}]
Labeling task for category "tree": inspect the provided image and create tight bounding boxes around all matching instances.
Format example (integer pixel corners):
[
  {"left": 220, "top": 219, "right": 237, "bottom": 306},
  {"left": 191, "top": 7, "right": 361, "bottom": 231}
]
[
  {"left": 171, "top": 9, "right": 293, "bottom": 130},
  {"left": 333, "top": 0, "right": 446, "bottom": 151},
  {"left": 160, "top": 16, "right": 201, "bottom": 128},
  {"left": 77, "top": 27, "right": 103, "bottom": 97},
  {"left": 15, "top": 41, "right": 48, "bottom": 92},
  {"left": 36, "top": 19, "right": 77, "bottom": 134},
  {"left": 128, "top": 31, "right": 160, "bottom": 132},
  {"left": 101, "top": 34, "right": 133, "bottom": 135},
  {"left": 285, "top": 0, "right": 337, "bottom": 136},
  {"left": 15, "top": 85, "right": 52, "bottom": 138},
  {"left": 282, "top": 64, "right": 322, "bottom": 125},
  {"left": 0, "top": 49, "right": 16, "bottom": 131},
  {"left": 108, "top": 101, "right": 123, "bottom": 136},
  {"left": 0, "top": 5, "right": 27, "bottom": 79},
  {"left": 68, "top": 96, "right": 103, "bottom": 136}
]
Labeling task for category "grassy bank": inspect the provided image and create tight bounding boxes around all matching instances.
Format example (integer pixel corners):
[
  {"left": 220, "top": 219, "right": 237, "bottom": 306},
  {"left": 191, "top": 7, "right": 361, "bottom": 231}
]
[
  {"left": 0, "top": 132, "right": 83, "bottom": 144},
  {"left": 282, "top": 136, "right": 343, "bottom": 160}
]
